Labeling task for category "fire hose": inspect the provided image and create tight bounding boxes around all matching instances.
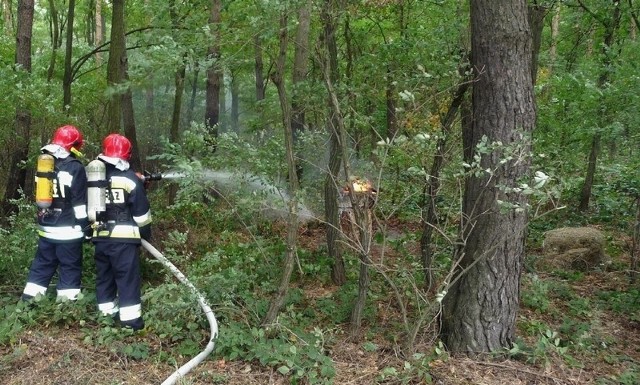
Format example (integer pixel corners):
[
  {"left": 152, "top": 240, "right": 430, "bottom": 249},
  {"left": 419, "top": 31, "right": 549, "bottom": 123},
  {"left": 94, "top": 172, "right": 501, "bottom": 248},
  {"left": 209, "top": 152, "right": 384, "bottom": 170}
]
[{"left": 141, "top": 239, "right": 219, "bottom": 385}]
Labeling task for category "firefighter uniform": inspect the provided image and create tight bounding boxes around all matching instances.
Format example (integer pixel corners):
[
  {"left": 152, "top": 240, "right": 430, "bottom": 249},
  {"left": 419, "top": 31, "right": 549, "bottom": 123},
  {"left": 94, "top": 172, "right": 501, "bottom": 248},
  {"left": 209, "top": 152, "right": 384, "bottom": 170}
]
[
  {"left": 22, "top": 127, "right": 88, "bottom": 301},
  {"left": 92, "top": 135, "right": 151, "bottom": 331}
]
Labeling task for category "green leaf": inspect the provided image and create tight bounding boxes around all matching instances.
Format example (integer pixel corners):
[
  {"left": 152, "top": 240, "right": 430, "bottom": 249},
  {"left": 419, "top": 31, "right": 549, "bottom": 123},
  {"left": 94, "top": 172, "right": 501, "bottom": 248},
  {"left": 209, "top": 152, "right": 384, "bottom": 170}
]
[{"left": 277, "top": 365, "right": 290, "bottom": 375}]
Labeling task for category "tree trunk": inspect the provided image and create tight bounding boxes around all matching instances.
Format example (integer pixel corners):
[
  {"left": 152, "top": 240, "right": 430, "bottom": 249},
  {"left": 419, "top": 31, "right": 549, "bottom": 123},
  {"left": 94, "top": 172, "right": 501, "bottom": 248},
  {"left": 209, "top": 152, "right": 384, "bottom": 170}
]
[
  {"left": 171, "top": 63, "right": 186, "bottom": 145},
  {"left": 549, "top": 4, "right": 560, "bottom": 72},
  {"left": 254, "top": 35, "right": 265, "bottom": 101},
  {"left": 204, "top": 0, "right": 222, "bottom": 141},
  {"left": 385, "top": 66, "right": 397, "bottom": 140},
  {"left": 123, "top": 88, "right": 142, "bottom": 172},
  {"left": 631, "top": 197, "right": 640, "bottom": 284},
  {"left": 119, "top": 7, "right": 140, "bottom": 172},
  {"left": 4, "top": 0, "right": 14, "bottom": 32},
  {"left": 321, "top": 4, "right": 372, "bottom": 337},
  {"left": 187, "top": 64, "right": 199, "bottom": 126},
  {"left": 344, "top": 14, "right": 358, "bottom": 155},
  {"left": 291, "top": 1, "right": 311, "bottom": 181},
  {"left": 46, "top": 0, "right": 58, "bottom": 82},
  {"left": 321, "top": 0, "right": 346, "bottom": 286},
  {"left": 262, "top": 14, "right": 300, "bottom": 326},
  {"left": 441, "top": 0, "right": 536, "bottom": 354},
  {"left": 578, "top": 0, "right": 621, "bottom": 211},
  {"left": 95, "top": 0, "right": 103, "bottom": 65},
  {"left": 62, "top": 0, "right": 75, "bottom": 109},
  {"left": 420, "top": 61, "right": 470, "bottom": 292},
  {"left": 1, "top": 0, "right": 33, "bottom": 216},
  {"left": 106, "top": 0, "right": 125, "bottom": 134},
  {"left": 230, "top": 71, "right": 239, "bottom": 132},
  {"left": 528, "top": 4, "right": 547, "bottom": 85}
]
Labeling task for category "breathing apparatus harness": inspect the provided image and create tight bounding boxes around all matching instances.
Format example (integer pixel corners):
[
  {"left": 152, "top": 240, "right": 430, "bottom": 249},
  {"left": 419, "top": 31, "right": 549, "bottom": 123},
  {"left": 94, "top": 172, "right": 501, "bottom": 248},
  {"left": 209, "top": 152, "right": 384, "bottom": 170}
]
[
  {"left": 35, "top": 147, "right": 84, "bottom": 222},
  {"left": 86, "top": 160, "right": 163, "bottom": 234}
]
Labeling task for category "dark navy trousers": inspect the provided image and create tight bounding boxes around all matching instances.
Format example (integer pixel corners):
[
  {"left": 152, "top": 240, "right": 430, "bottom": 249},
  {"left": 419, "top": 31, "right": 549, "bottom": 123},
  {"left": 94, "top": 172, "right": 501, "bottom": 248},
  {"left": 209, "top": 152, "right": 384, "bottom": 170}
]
[
  {"left": 94, "top": 242, "right": 144, "bottom": 330},
  {"left": 22, "top": 238, "right": 83, "bottom": 300}
]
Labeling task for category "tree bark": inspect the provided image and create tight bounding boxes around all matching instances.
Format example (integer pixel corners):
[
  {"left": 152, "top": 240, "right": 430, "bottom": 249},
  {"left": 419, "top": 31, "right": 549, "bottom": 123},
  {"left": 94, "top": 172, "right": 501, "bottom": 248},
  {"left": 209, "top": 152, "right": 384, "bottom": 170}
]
[
  {"left": 230, "top": 71, "right": 239, "bottom": 132},
  {"left": 385, "top": 66, "right": 397, "bottom": 140},
  {"left": 441, "top": 0, "right": 536, "bottom": 354},
  {"left": 1, "top": 0, "right": 33, "bottom": 216},
  {"left": 95, "top": 0, "right": 103, "bottom": 66},
  {"left": 4, "top": 0, "right": 14, "bottom": 33},
  {"left": 254, "top": 35, "right": 265, "bottom": 101},
  {"left": 262, "top": 14, "right": 300, "bottom": 326},
  {"left": 46, "top": 0, "right": 58, "bottom": 82},
  {"left": 528, "top": 4, "right": 547, "bottom": 85},
  {"left": 205, "top": 0, "right": 222, "bottom": 141},
  {"left": 106, "top": 0, "right": 125, "bottom": 134},
  {"left": 62, "top": 0, "right": 75, "bottom": 109},
  {"left": 549, "top": 4, "right": 560, "bottom": 73},
  {"left": 187, "top": 64, "right": 199, "bottom": 126},
  {"left": 321, "top": 0, "right": 346, "bottom": 286},
  {"left": 291, "top": 1, "right": 311, "bottom": 181},
  {"left": 579, "top": 0, "right": 621, "bottom": 211},
  {"left": 420, "top": 61, "right": 470, "bottom": 292}
]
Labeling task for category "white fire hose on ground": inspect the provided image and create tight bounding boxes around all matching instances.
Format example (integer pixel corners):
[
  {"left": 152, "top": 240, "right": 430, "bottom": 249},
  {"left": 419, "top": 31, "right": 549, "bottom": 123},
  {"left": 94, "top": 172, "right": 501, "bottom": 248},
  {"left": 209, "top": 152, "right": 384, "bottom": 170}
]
[{"left": 141, "top": 239, "right": 219, "bottom": 385}]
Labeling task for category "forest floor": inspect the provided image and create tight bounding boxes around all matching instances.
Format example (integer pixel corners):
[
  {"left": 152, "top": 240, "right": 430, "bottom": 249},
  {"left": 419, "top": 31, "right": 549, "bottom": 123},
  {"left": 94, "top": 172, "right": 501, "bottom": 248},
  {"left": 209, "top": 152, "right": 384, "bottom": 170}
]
[{"left": 1, "top": 224, "right": 639, "bottom": 385}]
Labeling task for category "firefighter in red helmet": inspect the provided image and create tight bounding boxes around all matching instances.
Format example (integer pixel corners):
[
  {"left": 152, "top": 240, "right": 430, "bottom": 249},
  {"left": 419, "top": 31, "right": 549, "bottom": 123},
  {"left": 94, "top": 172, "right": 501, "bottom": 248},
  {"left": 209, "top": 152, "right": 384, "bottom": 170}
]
[
  {"left": 91, "top": 133, "right": 151, "bottom": 330},
  {"left": 22, "top": 125, "right": 89, "bottom": 302}
]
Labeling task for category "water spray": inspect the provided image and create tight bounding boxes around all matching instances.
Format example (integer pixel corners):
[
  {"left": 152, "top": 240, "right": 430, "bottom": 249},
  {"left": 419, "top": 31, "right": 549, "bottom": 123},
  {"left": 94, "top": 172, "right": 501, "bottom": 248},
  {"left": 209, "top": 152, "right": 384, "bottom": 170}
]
[{"left": 141, "top": 239, "right": 219, "bottom": 385}]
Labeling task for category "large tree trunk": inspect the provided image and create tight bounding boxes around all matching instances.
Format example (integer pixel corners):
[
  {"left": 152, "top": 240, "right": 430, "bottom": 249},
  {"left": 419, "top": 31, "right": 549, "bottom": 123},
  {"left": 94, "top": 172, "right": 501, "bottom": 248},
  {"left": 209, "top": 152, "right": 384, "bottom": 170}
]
[
  {"left": 62, "top": 0, "right": 75, "bottom": 109},
  {"left": 291, "top": 1, "right": 311, "bottom": 181},
  {"left": 1, "top": 0, "right": 33, "bottom": 216},
  {"left": 321, "top": 0, "right": 346, "bottom": 286},
  {"left": 262, "top": 14, "right": 300, "bottom": 326},
  {"left": 204, "top": 0, "right": 222, "bottom": 141},
  {"left": 106, "top": 0, "right": 125, "bottom": 134},
  {"left": 441, "top": 0, "right": 536, "bottom": 354},
  {"left": 579, "top": 0, "right": 621, "bottom": 211}
]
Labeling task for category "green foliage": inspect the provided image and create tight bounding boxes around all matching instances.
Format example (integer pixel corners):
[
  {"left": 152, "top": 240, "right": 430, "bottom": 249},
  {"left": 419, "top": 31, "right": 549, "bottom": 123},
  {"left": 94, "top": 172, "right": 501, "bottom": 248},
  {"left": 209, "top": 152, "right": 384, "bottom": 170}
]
[
  {"left": 0, "top": 196, "right": 37, "bottom": 287},
  {"left": 508, "top": 329, "right": 577, "bottom": 368},
  {"left": 597, "top": 289, "right": 640, "bottom": 320},
  {"left": 376, "top": 349, "right": 443, "bottom": 384},
  {"left": 215, "top": 324, "right": 335, "bottom": 384},
  {"left": 521, "top": 274, "right": 552, "bottom": 314}
]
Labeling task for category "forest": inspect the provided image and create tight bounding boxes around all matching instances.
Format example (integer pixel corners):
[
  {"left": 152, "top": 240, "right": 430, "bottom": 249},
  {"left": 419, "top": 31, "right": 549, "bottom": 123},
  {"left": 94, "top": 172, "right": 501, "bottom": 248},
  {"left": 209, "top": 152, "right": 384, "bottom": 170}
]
[{"left": 1, "top": 0, "right": 640, "bottom": 384}]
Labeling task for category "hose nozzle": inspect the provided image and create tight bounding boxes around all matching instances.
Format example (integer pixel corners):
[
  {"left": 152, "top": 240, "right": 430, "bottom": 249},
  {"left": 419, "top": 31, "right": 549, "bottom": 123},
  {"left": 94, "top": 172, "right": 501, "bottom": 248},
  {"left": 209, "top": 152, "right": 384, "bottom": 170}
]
[{"left": 144, "top": 170, "right": 163, "bottom": 181}]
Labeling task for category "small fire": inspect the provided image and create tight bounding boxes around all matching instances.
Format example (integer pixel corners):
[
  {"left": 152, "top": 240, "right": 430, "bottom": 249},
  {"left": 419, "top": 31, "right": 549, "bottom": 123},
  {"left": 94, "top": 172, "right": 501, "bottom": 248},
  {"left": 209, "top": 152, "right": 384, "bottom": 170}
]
[{"left": 351, "top": 178, "right": 374, "bottom": 193}]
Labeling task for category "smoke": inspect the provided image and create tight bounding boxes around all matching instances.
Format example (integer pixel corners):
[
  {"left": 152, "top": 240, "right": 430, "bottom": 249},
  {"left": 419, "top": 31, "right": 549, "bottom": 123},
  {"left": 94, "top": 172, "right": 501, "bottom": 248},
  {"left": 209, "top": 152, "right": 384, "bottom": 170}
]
[{"left": 162, "top": 169, "right": 316, "bottom": 223}]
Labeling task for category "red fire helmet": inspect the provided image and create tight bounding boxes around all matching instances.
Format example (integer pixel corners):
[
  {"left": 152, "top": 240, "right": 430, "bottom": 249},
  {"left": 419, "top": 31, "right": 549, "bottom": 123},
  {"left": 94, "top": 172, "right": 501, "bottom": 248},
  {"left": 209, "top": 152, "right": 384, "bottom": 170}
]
[
  {"left": 51, "top": 125, "right": 84, "bottom": 151},
  {"left": 102, "top": 133, "right": 132, "bottom": 160}
]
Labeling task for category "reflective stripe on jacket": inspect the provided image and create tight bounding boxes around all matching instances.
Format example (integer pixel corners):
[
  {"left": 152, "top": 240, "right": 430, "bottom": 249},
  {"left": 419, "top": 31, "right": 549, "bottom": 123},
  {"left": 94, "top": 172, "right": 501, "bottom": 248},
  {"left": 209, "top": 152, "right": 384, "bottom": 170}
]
[
  {"left": 93, "top": 164, "right": 151, "bottom": 243},
  {"left": 37, "top": 155, "right": 88, "bottom": 243}
]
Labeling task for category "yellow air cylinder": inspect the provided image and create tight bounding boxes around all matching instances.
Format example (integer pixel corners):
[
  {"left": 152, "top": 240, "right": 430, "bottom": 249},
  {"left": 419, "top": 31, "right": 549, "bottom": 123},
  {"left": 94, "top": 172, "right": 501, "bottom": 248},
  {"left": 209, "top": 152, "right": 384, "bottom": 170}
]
[{"left": 35, "top": 153, "right": 55, "bottom": 209}]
